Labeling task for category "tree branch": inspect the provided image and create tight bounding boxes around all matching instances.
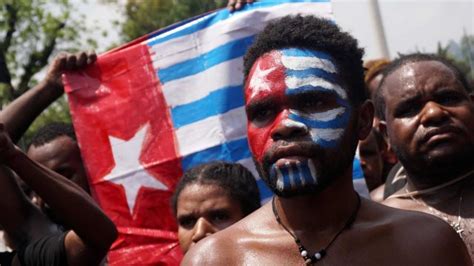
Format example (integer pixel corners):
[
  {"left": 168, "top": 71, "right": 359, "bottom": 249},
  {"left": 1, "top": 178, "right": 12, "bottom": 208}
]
[
  {"left": 15, "top": 22, "right": 66, "bottom": 98},
  {"left": 0, "top": 3, "right": 18, "bottom": 54}
]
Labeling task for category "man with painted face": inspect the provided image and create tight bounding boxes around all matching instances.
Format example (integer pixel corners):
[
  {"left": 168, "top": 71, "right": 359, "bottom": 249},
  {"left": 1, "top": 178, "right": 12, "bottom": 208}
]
[
  {"left": 377, "top": 53, "right": 474, "bottom": 260},
  {"left": 182, "top": 16, "right": 470, "bottom": 265}
]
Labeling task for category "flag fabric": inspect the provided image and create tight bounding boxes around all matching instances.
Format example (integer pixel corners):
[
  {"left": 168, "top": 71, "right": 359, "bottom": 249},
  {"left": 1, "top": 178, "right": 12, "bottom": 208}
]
[{"left": 63, "top": 1, "right": 332, "bottom": 264}]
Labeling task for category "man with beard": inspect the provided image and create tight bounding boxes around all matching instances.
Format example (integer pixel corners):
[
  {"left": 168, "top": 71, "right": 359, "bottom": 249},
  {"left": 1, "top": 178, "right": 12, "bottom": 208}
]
[
  {"left": 377, "top": 53, "right": 474, "bottom": 260},
  {"left": 182, "top": 16, "right": 470, "bottom": 265}
]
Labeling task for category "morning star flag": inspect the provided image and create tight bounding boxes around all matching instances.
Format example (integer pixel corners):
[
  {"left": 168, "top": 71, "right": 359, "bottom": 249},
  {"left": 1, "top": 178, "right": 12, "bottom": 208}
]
[{"left": 63, "top": 1, "right": 332, "bottom": 264}]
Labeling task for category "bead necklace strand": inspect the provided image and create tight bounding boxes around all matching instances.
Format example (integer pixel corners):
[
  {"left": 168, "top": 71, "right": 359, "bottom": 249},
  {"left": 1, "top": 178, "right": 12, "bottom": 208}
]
[
  {"left": 407, "top": 187, "right": 465, "bottom": 236},
  {"left": 272, "top": 193, "right": 361, "bottom": 265}
]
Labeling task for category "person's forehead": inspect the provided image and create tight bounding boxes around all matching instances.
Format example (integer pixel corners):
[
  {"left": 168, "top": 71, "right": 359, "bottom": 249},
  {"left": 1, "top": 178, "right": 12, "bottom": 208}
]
[
  {"left": 383, "top": 60, "right": 462, "bottom": 101},
  {"left": 177, "top": 183, "right": 236, "bottom": 214},
  {"left": 245, "top": 48, "right": 339, "bottom": 102}
]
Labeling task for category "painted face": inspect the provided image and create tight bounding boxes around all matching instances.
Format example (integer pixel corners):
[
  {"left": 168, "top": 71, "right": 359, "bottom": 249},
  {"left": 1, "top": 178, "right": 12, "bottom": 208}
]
[
  {"left": 176, "top": 183, "right": 244, "bottom": 253},
  {"left": 383, "top": 61, "right": 474, "bottom": 183},
  {"left": 245, "top": 48, "right": 353, "bottom": 196}
]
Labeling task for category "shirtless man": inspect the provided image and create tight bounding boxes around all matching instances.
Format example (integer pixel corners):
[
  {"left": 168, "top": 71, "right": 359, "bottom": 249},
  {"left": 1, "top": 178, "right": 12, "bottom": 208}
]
[
  {"left": 182, "top": 16, "right": 470, "bottom": 265},
  {"left": 376, "top": 53, "right": 474, "bottom": 260}
]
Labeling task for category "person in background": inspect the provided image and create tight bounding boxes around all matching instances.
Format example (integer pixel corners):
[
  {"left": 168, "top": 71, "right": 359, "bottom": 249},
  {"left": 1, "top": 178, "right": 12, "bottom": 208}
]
[
  {"left": 182, "top": 15, "right": 470, "bottom": 265},
  {"left": 171, "top": 161, "right": 261, "bottom": 253},
  {"left": 0, "top": 123, "right": 117, "bottom": 265},
  {"left": 377, "top": 53, "right": 474, "bottom": 260},
  {"left": 359, "top": 59, "right": 398, "bottom": 201},
  {"left": 0, "top": 52, "right": 96, "bottom": 249}
]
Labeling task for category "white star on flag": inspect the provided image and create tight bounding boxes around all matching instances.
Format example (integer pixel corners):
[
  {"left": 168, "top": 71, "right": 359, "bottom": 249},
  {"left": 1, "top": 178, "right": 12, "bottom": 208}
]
[
  {"left": 249, "top": 61, "right": 276, "bottom": 98},
  {"left": 103, "top": 124, "right": 168, "bottom": 214}
]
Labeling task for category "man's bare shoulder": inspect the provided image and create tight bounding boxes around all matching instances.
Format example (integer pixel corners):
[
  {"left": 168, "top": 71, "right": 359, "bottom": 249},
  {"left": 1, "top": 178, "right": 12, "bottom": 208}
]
[
  {"left": 182, "top": 202, "right": 274, "bottom": 265},
  {"left": 360, "top": 199, "right": 471, "bottom": 265}
]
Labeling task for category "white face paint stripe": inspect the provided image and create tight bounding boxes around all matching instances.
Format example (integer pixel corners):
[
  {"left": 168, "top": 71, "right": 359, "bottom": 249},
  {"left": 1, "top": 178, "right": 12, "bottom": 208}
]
[
  {"left": 310, "top": 128, "right": 345, "bottom": 142},
  {"left": 296, "top": 162, "right": 305, "bottom": 186},
  {"left": 276, "top": 167, "right": 284, "bottom": 191},
  {"left": 281, "top": 56, "right": 337, "bottom": 73},
  {"left": 290, "top": 107, "right": 346, "bottom": 122},
  {"left": 282, "top": 119, "right": 309, "bottom": 131},
  {"left": 308, "top": 160, "right": 318, "bottom": 184},
  {"left": 285, "top": 76, "right": 347, "bottom": 100}
]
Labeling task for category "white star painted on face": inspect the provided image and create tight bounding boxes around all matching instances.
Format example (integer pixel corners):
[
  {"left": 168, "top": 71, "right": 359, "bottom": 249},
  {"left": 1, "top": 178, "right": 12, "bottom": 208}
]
[
  {"left": 249, "top": 61, "right": 276, "bottom": 99},
  {"left": 103, "top": 124, "right": 168, "bottom": 215}
]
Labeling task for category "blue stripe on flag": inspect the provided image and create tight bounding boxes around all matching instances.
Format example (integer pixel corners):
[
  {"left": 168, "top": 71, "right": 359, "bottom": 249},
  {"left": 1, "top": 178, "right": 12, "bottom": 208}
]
[
  {"left": 171, "top": 85, "right": 244, "bottom": 128},
  {"left": 353, "top": 158, "right": 364, "bottom": 180},
  {"left": 257, "top": 179, "right": 274, "bottom": 201},
  {"left": 158, "top": 36, "right": 254, "bottom": 84},
  {"left": 147, "top": 0, "right": 330, "bottom": 46},
  {"left": 181, "top": 138, "right": 251, "bottom": 170}
]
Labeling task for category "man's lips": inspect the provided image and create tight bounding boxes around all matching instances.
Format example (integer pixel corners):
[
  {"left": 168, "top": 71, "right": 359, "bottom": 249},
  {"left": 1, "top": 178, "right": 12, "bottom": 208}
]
[
  {"left": 266, "top": 143, "right": 317, "bottom": 165},
  {"left": 420, "top": 125, "right": 463, "bottom": 145}
]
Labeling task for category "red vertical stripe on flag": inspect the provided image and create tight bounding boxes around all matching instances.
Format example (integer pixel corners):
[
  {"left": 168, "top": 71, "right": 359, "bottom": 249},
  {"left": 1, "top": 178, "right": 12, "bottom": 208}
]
[{"left": 64, "top": 43, "right": 183, "bottom": 264}]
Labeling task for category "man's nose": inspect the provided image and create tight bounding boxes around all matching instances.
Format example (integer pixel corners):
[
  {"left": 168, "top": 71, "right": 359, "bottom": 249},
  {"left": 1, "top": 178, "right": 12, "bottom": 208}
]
[
  {"left": 271, "top": 118, "right": 309, "bottom": 141},
  {"left": 419, "top": 101, "right": 449, "bottom": 127},
  {"left": 191, "top": 218, "right": 218, "bottom": 244}
]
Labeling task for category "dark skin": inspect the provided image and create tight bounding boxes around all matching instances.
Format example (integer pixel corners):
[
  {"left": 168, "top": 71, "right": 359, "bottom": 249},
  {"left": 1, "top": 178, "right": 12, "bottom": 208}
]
[
  {"left": 379, "top": 60, "right": 474, "bottom": 260},
  {"left": 176, "top": 183, "right": 245, "bottom": 253},
  {"left": 0, "top": 51, "right": 96, "bottom": 144},
  {"left": 379, "top": 61, "right": 474, "bottom": 186},
  {"left": 0, "top": 52, "right": 95, "bottom": 247},
  {"left": 227, "top": 0, "right": 254, "bottom": 12},
  {"left": 359, "top": 130, "right": 384, "bottom": 191},
  {"left": 183, "top": 54, "right": 471, "bottom": 265},
  {"left": 0, "top": 124, "right": 117, "bottom": 265}
]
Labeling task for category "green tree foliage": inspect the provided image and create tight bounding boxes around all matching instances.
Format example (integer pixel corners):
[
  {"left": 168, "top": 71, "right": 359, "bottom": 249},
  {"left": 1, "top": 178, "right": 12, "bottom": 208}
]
[
  {"left": 0, "top": 0, "right": 96, "bottom": 147},
  {"left": 120, "top": 0, "right": 227, "bottom": 42},
  {"left": 437, "top": 33, "right": 474, "bottom": 86}
]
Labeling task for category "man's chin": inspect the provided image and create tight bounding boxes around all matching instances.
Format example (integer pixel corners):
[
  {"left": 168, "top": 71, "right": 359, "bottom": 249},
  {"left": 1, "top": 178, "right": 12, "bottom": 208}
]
[{"left": 266, "top": 180, "right": 329, "bottom": 198}]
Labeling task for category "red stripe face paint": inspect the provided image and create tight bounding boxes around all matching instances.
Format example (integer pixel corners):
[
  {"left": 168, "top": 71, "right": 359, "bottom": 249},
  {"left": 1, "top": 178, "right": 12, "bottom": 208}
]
[
  {"left": 245, "top": 48, "right": 354, "bottom": 196},
  {"left": 245, "top": 50, "right": 286, "bottom": 163}
]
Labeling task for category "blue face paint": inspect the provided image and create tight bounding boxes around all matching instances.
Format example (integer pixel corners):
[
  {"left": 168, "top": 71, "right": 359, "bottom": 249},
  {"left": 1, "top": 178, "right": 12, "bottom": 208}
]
[
  {"left": 270, "top": 160, "right": 317, "bottom": 192},
  {"left": 282, "top": 48, "right": 351, "bottom": 148},
  {"left": 267, "top": 48, "right": 352, "bottom": 195}
]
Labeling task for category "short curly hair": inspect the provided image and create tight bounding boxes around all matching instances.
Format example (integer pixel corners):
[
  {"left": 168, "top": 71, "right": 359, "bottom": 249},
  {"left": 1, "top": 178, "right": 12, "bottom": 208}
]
[
  {"left": 374, "top": 53, "right": 472, "bottom": 120},
  {"left": 243, "top": 15, "right": 367, "bottom": 106},
  {"left": 28, "top": 122, "right": 76, "bottom": 149},
  {"left": 170, "top": 161, "right": 261, "bottom": 216}
]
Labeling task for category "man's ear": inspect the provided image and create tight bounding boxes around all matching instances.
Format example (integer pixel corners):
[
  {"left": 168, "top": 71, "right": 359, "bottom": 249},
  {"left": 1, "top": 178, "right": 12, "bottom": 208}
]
[
  {"left": 376, "top": 120, "right": 398, "bottom": 164},
  {"left": 377, "top": 120, "right": 388, "bottom": 140},
  {"left": 357, "top": 100, "right": 374, "bottom": 141}
]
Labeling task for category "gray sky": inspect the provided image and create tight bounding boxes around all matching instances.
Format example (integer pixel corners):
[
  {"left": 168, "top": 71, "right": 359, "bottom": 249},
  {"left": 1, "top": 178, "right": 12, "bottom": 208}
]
[
  {"left": 333, "top": 0, "right": 473, "bottom": 59},
  {"left": 76, "top": 0, "right": 473, "bottom": 60}
]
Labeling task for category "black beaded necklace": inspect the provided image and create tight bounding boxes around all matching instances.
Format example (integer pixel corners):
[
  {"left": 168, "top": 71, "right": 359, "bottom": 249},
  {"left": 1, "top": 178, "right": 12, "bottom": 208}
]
[{"left": 272, "top": 193, "right": 361, "bottom": 265}]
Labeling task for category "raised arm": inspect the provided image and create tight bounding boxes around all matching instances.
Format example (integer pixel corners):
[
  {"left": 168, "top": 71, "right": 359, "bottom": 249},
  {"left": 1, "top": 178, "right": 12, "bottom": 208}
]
[
  {"left": 0, "top": 124, "right": 117, "bottom": 265},
  {"left": 0, "top": 51, "right": 96, "bottom": 143}
]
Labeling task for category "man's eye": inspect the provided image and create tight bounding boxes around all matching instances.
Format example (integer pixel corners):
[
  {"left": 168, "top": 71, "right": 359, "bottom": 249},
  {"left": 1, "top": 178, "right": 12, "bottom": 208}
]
[
  {"left": 211, "top": 212, "right": 229, "bottom": 224},
  {"left": 437, "top": 92, "right": 465, "bottom": 106},
  {"left": 178, "top": 217, "right": 196, "bottom": 229},
  {"left": 394, "top": 104, "right": 420, "bottom": 118},
  {"left": 251, "top": 109, "right": 275, "bottom": 125},
  {"left": 296, "top": 93, "right": 336, "bottom": 113}
]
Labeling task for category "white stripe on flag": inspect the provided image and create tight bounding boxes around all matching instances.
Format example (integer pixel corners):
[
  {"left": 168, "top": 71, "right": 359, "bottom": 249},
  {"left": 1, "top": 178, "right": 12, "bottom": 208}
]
[
  {"left": 175, "top": 107, "right": 247, "bottom": 156},
  {"left": 149, "top": 2, "right": 332, "bottom": 70},
  {"left": 162, "top": 58, "right": 243, "bottom": 108}
]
